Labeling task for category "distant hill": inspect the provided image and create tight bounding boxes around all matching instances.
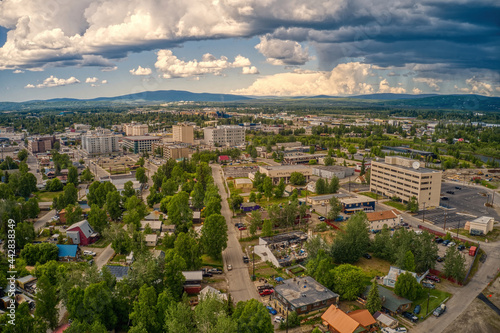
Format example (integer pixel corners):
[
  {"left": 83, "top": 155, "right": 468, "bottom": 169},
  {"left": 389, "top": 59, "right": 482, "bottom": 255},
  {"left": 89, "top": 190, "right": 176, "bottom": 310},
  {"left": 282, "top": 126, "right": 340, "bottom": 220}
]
[
  {"left": 351, "top": 93, "right": 438, "bottom": 100},
  {"left": 380, "top": 94, "right": 500, "bottom": 111},
  {"left": 88, "top": 90, "right": 252, "bottom": 102}
]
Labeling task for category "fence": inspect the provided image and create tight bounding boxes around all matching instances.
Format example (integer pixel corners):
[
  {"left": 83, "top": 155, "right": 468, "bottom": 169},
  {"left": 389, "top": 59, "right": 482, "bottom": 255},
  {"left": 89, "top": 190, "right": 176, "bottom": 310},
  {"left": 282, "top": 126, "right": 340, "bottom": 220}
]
[
  {"left": 417, "top": 225, "right": 469, "bottom": 244},
  {"left": 463, "top": 243, "right": 481, "bottom": 284}
]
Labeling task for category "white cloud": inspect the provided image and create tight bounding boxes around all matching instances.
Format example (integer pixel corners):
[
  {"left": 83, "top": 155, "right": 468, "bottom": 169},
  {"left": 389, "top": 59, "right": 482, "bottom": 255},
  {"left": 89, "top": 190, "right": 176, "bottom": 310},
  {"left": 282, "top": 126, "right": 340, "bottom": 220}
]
[
  {"left": 412, "top": 87, "right": 422, "bottom": 94},
  {"left": 25, "top": 75, "right": 80, "bottom": 88},
  {"left": 129, "top": 66, "right": 152, "bottom": 76},
  {"left": 155, "top": 50, "right": 252, "bottom": 78},
  {"left": 242, "top": 66, "right": 259, "bottom": 74},
  {"left": 413, "top": 78, "right": 442, "bottom": 91},
  {"left": 232, "top": 62, "right": 375, "bottom": 96},
  {"left": 255, "top": 36, "right": 311, "bottom": 65},
  {"left": 101, "top": 79, "right": 107, "bottom": 84},
  {"left": 85, "top": 77, "right": 99, "bottom": 83},
  {"left": 379, "top": 79, "right": 406, "bottom": 94},
  {"left": 13, "top": 70, "right": 24, "bottom": 74},
  {"left": 455, "top": 77, "right": 495, "bottom": 96}
]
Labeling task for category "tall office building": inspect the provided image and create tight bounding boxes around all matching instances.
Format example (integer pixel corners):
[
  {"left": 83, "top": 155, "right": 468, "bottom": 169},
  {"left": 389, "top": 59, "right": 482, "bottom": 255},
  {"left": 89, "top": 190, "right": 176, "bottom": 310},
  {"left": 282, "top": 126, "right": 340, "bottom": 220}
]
[
  {"left": 203, "top": 125, "right": 245, "bottom": 147},
  {"left": 370, "top": 156, "right": 442, "bottom": 208},
  {"left": 82, "top": 129, "right": 120, "bottom": 156},
  {"left": 124, "top": 123, "right": 149, "bottom": 136},
  {"left": 173, "top": 123, "right": 194, "bottom": 144},
  {"left": 28, "top": 136, "right": 57, "bottom": 153}
]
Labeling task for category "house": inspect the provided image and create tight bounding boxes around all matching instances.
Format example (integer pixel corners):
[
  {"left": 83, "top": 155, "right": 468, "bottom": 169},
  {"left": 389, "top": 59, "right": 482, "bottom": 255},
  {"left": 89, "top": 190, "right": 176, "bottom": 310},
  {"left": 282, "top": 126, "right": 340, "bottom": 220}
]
[
  {"left": 383, "top": 266, "right": 428, "bottom": 288},
  {"left": 372, "top": 311, "right": 398, "bottom": 329},
  {"left": 199, "top": 286, "right": 228, "bottom": 301},
  {"left": 467, "top": 216, "right": 494, "bottom": 235},
  {"left": 271, "top": 276, "right": 339, "bottom": 315},
  {"left": 145, "top": 234, "right": 158, "bottom": 246},
  {"left": 144, "top": 211, "right": 164, "bottom": 221},
  {"left": 306, "top": 181, "right": 317, "bottom": 193},
  {"left": 340, "top": 196, "right": 376, "bottom": 214},
  {"left": 57, "top": 244, "right": 78, "bottom": 261},
  {"left": 16, "top": 275, "right": 37, "bottom": 291},
  {"left": 354, "top": 175, "right": 366, "bottom": 184},
  {"left": 140, "top": 220, "right": 163, "bottom": 232},
  {"left": 104, "top": 265, "right": 130, "bottom": 281},
  {"left": 218, "top": 155, "right": 231, "bottom": 164},
  {"left": 240, "top": 202, "right": 260, "bottom": 212},
  {"left": 151, "top": 249, "right": 165, "bottom": 260},
  {"left": 126, "top": 251, "right": 135, "bottom": 264},
  {"left": 365, "top": 210, "right": 402, "bottom": 231},
  {"left": 182, "top": 271, "right": 203, "bottom": 294},
  {"left": 192, "top": 211, "right": 201, "bottom": 224},
  {"left": 321, "top": 305, "right": 376, "bottom": 333},
  {"left": 363, "top": 285, "right": 412, "bottom": 315},
  {"left": 234, "top": 178, "right": 253, "bottom": 189},
  {"left": 66, "top": 220, "right": 99, "bottom": 245}
]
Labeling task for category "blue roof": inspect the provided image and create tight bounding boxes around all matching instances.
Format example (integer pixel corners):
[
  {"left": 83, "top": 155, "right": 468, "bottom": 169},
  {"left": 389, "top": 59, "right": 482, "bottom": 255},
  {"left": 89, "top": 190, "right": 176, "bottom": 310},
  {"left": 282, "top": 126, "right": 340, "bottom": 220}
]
[{"left": 57, "top": 244, "right": 78, "bottom": 257}]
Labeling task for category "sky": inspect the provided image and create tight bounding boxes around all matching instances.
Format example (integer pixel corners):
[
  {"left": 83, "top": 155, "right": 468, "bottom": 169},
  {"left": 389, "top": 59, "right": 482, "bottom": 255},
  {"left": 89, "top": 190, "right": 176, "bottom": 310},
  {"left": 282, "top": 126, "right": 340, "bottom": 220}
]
[{"left": 0, "top": 0, "right": 499, "bottom": 102}]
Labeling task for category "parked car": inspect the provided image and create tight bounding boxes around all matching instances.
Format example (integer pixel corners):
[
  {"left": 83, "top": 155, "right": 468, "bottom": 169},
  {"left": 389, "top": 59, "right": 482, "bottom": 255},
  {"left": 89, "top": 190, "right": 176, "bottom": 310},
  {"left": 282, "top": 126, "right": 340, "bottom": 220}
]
[
  {"left": 436, "top": 256, "right": 445, "bottom": 262},
  {"left": 422, "top": 282, "right": 435, "bottom": 289},
  {"left": 83, "top": 250, "right": 96, "bottom": 256},
  {"left": 402, "top": 311, "right": 418, "bottom": 322},
  {"left": 266, "top": 306, "right": 277, "bottom": 315},
  {"left": 260, "top": 289, "right": 274, "bottom": 296},
  {"left": 274, "top": 316, "right": 284, "bottom": 323},
  {"left": 227, "top": 264, "right": 232, "bottom": 271},
  {"left": 209, "top": 268, "right": 223, "bottom": 274},
  {"left": 396, "top": 327, "right": 408, "bottom": 332},
  {"left": 202, "top": 272, "right": 213, "bottom": 278},
  {"left": 455, "top": 186, "right": 462, "bottom": 190},
  {"left": 243, "top": 256, "right": 250, "bottom": 263},
  {"left": 426, "top": 275, "right": 441, "bottom": 283},
  {"left": 447, "top": 242, "right": 456, "bottom": 247},
  {"left": 413, "top": 305, "right": 421, "bottom": 314},
  {"left": 318, "top": 216, "right": 326, "bottom": 221},
  {"left": 433, "top": 304, "right": 446, "bottom": 317},
  {"left": 446, "top": 190, "right": 455, "bottom": 195},
  {"left": 363, "top": 253, "right": 372, "bottom": 259},
  {"left": 238, "top": 226, "right": 247, "bottom": 231},
  {"left": 457, "top": 245, "right": 466, "bottom": 251},
  {"left": 435, "top": 237, "right": 444, "bottom": 244},
  {"left": 441, "top": 196, "right": 449, "bottom": 201},
  {"left": 400, "top": 222, "right": 409, "bottom": 227},
  {"left": 442, "top": 240, "right": 451, "bottom": 246}
]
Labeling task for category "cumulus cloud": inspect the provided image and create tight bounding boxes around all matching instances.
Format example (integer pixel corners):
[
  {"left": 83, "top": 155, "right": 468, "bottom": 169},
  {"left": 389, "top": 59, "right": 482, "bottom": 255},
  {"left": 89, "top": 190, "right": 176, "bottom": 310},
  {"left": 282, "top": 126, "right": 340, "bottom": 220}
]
[
  {"left": 85, "top": 77, "right": 99, "bottom": 83},
  {"left": 412, "top": 87, "right": 422, "bottom": 94},
  {"left": 25, "top": 75, "right": 80, "bottom": 88},
  {"left": 242, "top": 66, "right": 259, "bottom": 75},
  {"left": 232, "top": 62, "right": 376, "bottom": 96},
  {"left": 130, "top": 66, "right": 152, "bottom": 76},
  {"left": 101, "top": 79, "right": 107, "bottom": 84},
  {"left": 379, "top": 79, "right": 406, "bottom": 94},
  {"left": 413, "top": 78, "right": 443, "bottom": 92},
  {"left": 155, "top": 50, "right": 252, "bottom": 78},
  {"left": 255, "top": 36, "right": 311, "bottom": 65},
  {"left": 455, "top": 77, "right": 495, "bottom": 96},
  {"left": 13, "top": 70, "right": 24, "bottom": 74}
]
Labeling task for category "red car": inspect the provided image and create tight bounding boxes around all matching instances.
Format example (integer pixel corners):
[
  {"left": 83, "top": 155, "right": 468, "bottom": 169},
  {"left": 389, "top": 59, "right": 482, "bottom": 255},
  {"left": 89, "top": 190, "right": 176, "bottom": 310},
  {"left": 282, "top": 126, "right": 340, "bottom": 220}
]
[
  {"left": 426, "top": 274, "right": 441, "bottom": 283},
  {"left": 259, "top": 289, "right": 274, "bottom": 296},
  {"left": 238, "top": 226, "right": 247, "bottom": 231}
]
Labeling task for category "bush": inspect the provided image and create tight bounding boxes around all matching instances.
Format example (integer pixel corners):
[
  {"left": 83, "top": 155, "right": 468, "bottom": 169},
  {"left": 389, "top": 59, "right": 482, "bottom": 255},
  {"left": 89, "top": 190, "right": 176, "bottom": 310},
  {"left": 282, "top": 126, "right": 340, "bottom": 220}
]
[{"left": 314, "top": 222, "right": 329, "bottom": 232}]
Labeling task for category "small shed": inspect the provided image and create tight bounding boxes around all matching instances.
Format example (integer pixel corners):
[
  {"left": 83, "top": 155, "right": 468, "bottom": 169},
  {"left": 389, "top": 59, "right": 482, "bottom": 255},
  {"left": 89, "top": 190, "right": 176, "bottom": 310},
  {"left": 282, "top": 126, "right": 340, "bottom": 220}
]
[
  {"left": 373, "top": 311, "right": 398, "bottom": 328},
  {"left": 145, "top": 234, "right": 158, "bottom": 247}
]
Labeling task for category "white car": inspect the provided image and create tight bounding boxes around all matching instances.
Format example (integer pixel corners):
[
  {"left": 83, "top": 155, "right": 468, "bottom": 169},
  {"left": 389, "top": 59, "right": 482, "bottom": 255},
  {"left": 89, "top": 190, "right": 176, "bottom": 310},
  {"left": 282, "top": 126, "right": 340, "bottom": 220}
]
[
  {"left": 83, "top": 250, "right": 96, "bottom": 256},
  {"left": 274, "top": 316, "right": 284, "bottom": 323},
  {"left": 447, "top": 242, "right": 456, "bottom": 247}
]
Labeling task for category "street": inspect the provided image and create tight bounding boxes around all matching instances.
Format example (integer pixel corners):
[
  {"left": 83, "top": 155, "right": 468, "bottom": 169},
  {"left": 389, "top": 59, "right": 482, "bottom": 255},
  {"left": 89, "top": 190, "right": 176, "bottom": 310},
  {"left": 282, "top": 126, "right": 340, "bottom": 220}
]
[
  {"left": 211, "top": 164, "right": 260, "bottom": 303},
  {"left": 95, "top": 243, "right": 115, "bottom": 270},
  {"left": 33, "top": 209, "right": 56, "bottom": 233}
]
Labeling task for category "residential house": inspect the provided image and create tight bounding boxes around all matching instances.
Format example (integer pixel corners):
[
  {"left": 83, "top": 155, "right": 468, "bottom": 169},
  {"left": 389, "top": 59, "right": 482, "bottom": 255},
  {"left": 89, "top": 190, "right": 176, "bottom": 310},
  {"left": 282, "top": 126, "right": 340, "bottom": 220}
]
[
  {"left": 218, "top": 155, "right": 231, "bottom": 164},
  {"left": 383, "top": 266, "right": 428, "bottom": 288},
  {"left": 182, "top": 271, "right": 203, "bottom": 294},
  {"left": 363, "top": 285, "right": 412, "bottom": 315},
  {"left": 240, "top": 202, "right": 260, "bottom": 212},
  {"left": 365, "top": 210, "right": 402, "bottom": 231},
  {"left": 140, "top": 220, "right": 163, "bottom": 232},
  {"left": 104, "top": 265, "right": 130, "bottom": 281},
  {"left": 145, "top": 234, "right": 158, "bottom": 246},
  {"left": 66, "top": 220, "right": 99, "bottom": 245},
  {"left": 321, "top": 305, "right": 376, "bottom": 333},
  {"left": 199, "top": 286, "right": 228, "bottom": 302},
  {"left": 57, "top": 244, "right": 78, "bottom": 261}
]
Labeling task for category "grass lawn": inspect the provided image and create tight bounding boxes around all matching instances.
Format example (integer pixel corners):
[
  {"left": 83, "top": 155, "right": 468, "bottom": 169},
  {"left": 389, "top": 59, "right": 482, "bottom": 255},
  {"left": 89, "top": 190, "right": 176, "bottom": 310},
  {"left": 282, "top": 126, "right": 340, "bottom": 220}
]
[
  {"left": 36, "top": 191, "right": 63, "bottom": 202},
  {"left": 411, "top": 288, "right": 451, "bottom": 319},
  {"left": 253, "top": 261, "right": 289, "bottom": 281},
  {"left": 481, "top": 180, "right": 498, "bottom": 189},
  {"left": 359, "top": 192, "right": 384, "bottom": 200},
  {"left": 201, "top": 254, "right": 223, "bottom": 268},
  {"left": 87, "top": 238, "right": 111, "bottom": 248},
  {"left": 450, "top": 227, "right": 500, "bottom": 242},
  {"left": 383, "top": 200, "right": 407, "bottom": 211},
  {"left": 111, "top": 254, "right": 126, "bottom": 262},
  {"left": 355, "top": 256, "right": 391, "bottom": 279}
]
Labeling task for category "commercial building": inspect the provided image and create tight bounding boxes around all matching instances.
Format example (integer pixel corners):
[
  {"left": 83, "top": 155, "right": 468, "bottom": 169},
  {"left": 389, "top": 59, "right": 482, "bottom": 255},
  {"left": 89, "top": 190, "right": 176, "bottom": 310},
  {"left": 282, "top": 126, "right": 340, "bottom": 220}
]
[
  {"left": 283, "top": 153, "right": 327, "bottom": 165},
  {"left": 271, "top": 276, "right": 339, "bottom": 315},
  {"left": 124, "top": 123, "right": 149, "bottom": 136},
  {"left": 28, "top": 136, "right": 57, "bottom": 153},
  {"left": 234, "top": 178, "right": 253, "bottom": 189},
  {"left": 370, "top": 156, "right": 442, "bottom": 208},
  {"left": 122, "top": 136, "right": 161, "bottom": 153},
  {"left": 258, "top": 165, "right": 312, "bottom": 185},
  {"left": 203, "top": 125, "right": 245, "bottom": 147},
  {"left": 81, "top": 129, "right": 120, "bottom": 156},
  {"left": 365, "top": 209, "right": 402, "bottom": 231},
  {"left": 467, "top": 216, "right": 494, "bottom": 235},
  {"left": 313, "top": 165, "right": 355, "bottom": 179},
  {"left": 151, "top": 142, "right": 190, "bottom": 160},
  {"left": 173, "top": 123, "right": 194, "bottom": 144},
  {"left": 341, "top": 196, "right": 376, "bottom": 214}
]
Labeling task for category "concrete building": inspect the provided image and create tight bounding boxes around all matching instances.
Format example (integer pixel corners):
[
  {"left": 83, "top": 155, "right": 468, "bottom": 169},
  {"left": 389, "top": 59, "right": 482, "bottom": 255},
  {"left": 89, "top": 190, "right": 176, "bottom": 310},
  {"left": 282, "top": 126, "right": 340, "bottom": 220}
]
[
  {"left": 365, "top": 209, "right": 402, "bottom": 231},
  {"left": 28, "top": 136, "right": 57, "bottom": 153},
  {"left": 234, "top": 178, "right": 253, "bottom": 189},
  {"left": 468, "top": 216, "right": 494, "bottom": 235},
  {"left": 173, "top": 123, "right": 194, "bottom": 144},
  {"left": 124, "top": 123, "right": 149, "bottom": 136},
  {"left": 151, "top": 143, "right": 190, "bottom": 160},
  {"left": 370, "top": 156, "right": 442, "bottom": 208},
  {"left": 313, "top": 165, "right": 355, "bottom": 179},
  {"left": 271, "top": 276, "right": 338, "bottom": 315},
  {"left": 258, "top": 165, "right": 312, "bottom": 185},
  {"left": 203, "top": 125, "right": 245, "bottom": 147},
  {"left": 283, "top": 153, "right": 327, "bottom": 165},
  {"left": 122, "top": 136, "right": 161, "bottom": 153},
  {"left": 82, "top": 129, "right": 120, "bottom": 156}
]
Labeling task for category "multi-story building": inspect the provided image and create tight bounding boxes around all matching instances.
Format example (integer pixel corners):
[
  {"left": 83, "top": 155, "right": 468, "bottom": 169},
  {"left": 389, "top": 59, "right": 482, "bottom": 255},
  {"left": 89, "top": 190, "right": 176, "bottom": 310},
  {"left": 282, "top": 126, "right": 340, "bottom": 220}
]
[
  {"left": 370, "top": 156, "right": 442, "bottom": 208},
  {"left": 203, "top": 125, "right": 245, "bottom": 147},
  {"left": 173, "top": 123, "right": 194, "bottom": 144},
  {"left": 256, "top": 165, "right": 312, "bottom": 185},
  {"left": 28, "top": 136, "right": 57, "bottom": 153},
  {"left": 313, "top": 165, "right": 355, "bottom": 179},
  {"left": 124, "top": 123, "right": 149, "bottom": 136},
  {"left": 122, "top": 136, "right": 161, "bottom": 154},
  {"left": 151, "top": 142, "right": 190, "bottom": 160},
  {"left": 81, "top": 129, "right": 120, "bottom": 156}
]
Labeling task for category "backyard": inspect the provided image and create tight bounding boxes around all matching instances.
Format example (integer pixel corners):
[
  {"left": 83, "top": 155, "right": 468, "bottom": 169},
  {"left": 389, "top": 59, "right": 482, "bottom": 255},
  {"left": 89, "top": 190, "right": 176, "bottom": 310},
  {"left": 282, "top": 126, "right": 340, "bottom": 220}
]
[
  {"left": 36, "top": 190, "right": 63, "bottom": 202},
  {"left": 411, "top": 288, "right": 451, "bottom": 320}
]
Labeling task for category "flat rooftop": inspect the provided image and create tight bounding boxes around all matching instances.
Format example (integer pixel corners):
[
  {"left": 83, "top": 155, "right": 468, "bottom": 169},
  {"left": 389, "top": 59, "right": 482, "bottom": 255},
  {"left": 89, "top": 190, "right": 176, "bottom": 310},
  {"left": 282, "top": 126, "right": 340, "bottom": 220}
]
[
  {"left": 123, "top": 136, "right": 161, "bottom": 141},
  {"left": 275, "top": 276, "right": 338, "bottom": 308},
  {"left": 313, "top": 165, "right": 354, "bottom": 171},
  {"left": 374, "top": 158, "right": 440, "bottom": 174},
  {"left": 261, "top": 165, "right": 311, "bottom": 171}
]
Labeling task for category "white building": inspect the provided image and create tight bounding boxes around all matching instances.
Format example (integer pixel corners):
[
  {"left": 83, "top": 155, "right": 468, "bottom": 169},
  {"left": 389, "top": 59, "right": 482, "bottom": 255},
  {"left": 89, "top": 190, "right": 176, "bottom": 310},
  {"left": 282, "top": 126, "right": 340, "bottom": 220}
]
[
  {"left": 81, "top": 129, "right": 120, "bottom": 156},
  {"left": 203, "top": 125, "right": 245, "bottom": 147},
  {"left": 365, "top": 209, "right": 402, "bottom": 231},
  {"left": 313, "top": 166, "right": 355, "bottom": 179},
  {"left": 124, "top": 123, "right": 149, "bottom": 136},
  {"left": 122, "top": 136, "right": 161, "bottom": 153},
  {"left": 468, "top": 216, "right": 494, "bottom": 235}
]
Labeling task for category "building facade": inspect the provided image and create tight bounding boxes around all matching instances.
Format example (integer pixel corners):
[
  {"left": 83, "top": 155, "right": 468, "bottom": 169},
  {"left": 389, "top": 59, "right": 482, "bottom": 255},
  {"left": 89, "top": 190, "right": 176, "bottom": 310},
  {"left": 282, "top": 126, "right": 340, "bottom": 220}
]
[
  {"left": 124, "top": 123, "right": 148, "bottom": 136},
  {"left": 365, "top": 209, "right": 402, "bottom": 231},
  {"left": 203, "top": 125, "right": 245, "bottom": 146},
  {"left": 258, "top": 165, "right": 312, "bottom": 185},
  {"left": 81, "top": 129, "right": 119, "bottom": 156},
  {"left": 151, "top": 142, "right": 190, "bottom": 160},
  {"left": 28, "top": 136, "right": 57, "bottom": 153},
  {"left": 370, "top": 156, "right": 442, "bottom": 208},
  {"left": 173, "top": 123, "right": 194, "bottom": 144},
  {"left": 313, "top": 165, "right": 355, "bottom": 179},
  {"left": 122, "top": 136, "right": 161, "bottom": 153}
]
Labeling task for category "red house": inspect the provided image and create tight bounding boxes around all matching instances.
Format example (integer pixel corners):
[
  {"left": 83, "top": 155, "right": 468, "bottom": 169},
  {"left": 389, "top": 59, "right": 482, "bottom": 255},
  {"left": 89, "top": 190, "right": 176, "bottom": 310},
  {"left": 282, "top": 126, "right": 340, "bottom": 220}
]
[
  {"left": 66, "top": 220, "right": 99, "bottom": 245},
  {"left": 217, "top": 155, "right": 231, "bottom": 164}
]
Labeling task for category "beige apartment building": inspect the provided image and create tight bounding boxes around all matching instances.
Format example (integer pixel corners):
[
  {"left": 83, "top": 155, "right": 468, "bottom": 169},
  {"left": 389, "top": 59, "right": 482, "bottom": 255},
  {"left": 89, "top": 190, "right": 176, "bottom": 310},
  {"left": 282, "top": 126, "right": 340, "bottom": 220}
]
[
  {"left": 151, "top": 142, "right": 190, "bottom": 160},
  {"left": 370, "top": 156, "right": 442, "bottom": 208},
  {"left": 256, "top": 165, "right": 312, "bottom": 185},
  {"left": 124, "top": 123, "right": 149, "bottom": 136},
  {"left": 173, "top": 123, "right": 194, "bottom": 144},
  {"left": 203, "top": 125, "right": 245, "bottom": 147}
]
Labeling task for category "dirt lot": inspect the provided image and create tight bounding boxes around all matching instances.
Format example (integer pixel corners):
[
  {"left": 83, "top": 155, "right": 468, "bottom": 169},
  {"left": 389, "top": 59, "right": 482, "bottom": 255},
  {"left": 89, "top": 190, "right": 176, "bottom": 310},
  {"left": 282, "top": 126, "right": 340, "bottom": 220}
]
[
  {"left": 97, "top": 155, "right": 138, "bottom": 174},
  {"left": 442, "top": 274, "right": 500, "bottom": 333}
]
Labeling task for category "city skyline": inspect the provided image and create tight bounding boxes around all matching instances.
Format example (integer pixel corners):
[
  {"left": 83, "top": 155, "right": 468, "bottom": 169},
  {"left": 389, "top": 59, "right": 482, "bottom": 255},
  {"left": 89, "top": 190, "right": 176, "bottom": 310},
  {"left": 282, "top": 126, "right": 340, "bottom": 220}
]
[{"left": 1, "top": 0, "right": 499, "bottom": 102}]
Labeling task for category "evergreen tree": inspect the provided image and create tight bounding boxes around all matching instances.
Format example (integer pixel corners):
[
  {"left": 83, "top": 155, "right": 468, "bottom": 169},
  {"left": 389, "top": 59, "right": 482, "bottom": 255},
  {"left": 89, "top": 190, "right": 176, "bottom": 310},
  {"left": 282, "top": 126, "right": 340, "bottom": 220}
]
[
  {"left": 366, "top": 280, "right": 382, "bottom": 314},
  {"left": 34, "top": 274, "right": 59, "bottom": 329}
]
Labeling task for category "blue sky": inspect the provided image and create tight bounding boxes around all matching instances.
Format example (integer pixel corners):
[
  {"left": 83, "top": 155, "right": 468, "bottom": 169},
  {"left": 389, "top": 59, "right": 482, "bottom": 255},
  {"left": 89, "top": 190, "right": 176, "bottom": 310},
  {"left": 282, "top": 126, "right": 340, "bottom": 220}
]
[{"left": 0, "top": 0, "right": 499, "bottom": 102}]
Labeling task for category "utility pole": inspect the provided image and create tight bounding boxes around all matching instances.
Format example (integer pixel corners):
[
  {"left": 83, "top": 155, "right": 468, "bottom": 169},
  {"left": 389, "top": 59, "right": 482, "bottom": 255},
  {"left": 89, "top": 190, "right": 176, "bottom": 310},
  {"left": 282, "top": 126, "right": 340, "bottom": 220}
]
[
  {"left": 456, "top": 218, "right": 460, "bottom": 238},
  {"left": 426, "top": 293, "right": 430, "bottom": 316},
  {"left": 252, "top": 246, "right": 255, "bottom": 281},
  {"left": 422, "top": 202, "right": 426, "bottom": 224},
  {"left": 443, "top": 212, "right": 447, "bottom": 232}
]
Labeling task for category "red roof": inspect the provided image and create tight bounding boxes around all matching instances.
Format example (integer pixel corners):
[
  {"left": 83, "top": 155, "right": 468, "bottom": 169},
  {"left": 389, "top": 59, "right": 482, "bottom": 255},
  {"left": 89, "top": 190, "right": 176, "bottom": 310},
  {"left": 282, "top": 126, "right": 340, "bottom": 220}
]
[{"left": 218, "top": 155, "right": 230, "bottom": 161}]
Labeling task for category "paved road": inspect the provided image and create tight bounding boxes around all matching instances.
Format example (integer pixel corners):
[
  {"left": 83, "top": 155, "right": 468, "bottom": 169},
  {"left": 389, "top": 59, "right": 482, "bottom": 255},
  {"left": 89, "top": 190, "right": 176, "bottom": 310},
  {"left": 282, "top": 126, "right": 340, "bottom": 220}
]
[
  {"left": 34, "top": 209, "right": 56, "bottom": 232},
  {"left": 26, "top": 153, "right": 43, "bottom": 184},
  {"left": 95, "top": 243, "right": 115, "bottom": 270},
  {"left": 211, "top": 164, "right": 260, "bottom": 303}
]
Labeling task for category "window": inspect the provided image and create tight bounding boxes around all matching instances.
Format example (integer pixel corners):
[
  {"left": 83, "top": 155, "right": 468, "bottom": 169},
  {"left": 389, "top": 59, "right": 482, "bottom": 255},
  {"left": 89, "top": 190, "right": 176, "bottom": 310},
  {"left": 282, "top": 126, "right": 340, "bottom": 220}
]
[{"left": 301, "top": 306, "right": 307, "bottom": 312}]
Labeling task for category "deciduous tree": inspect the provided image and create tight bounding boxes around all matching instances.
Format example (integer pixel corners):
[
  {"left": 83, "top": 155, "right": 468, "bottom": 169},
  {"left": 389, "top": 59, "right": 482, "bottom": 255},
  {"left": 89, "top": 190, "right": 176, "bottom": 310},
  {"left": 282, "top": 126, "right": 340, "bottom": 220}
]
[
  {"left": 34, "top": 274, "right": 59, "bottom": 329},
  {"left": 201, "top": 214, "right": 228, "bottom": 260},
  {"left": 330, "top": 212, "right": 370, "bottom": 263},
  {"left": 394, "top": 272, "right": 422, "bottom": 301},
  {"left": 332, "top": 264, "right": 367, "bottom": 300}
]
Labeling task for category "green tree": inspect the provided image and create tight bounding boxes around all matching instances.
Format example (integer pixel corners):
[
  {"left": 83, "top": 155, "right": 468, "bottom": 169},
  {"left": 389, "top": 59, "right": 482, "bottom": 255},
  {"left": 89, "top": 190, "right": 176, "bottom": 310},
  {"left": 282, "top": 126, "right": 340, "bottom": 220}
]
[
  {"left": 65, "top": 204, "right": 83, "bottom": 225},
  {"left": 315, "top": 178, "right": 326, "bottom": 194},
  {"left": 81, "top": 167, "right": 93, "bottom": 182},
  {"left": 372, "top": 225, "right": 392, "bottom": 260},
  {"left": 130, "top": 284, "right": 159, "bottom": 333},
  {"left": 164, "top": 301, "right": 195, "bottom": 333},
  {"left": 201, "top": 214, "right": 228, "bottom": 260},
  {"left": 17, "top": 149, "right": 28, "bottom": 161},
  {"left": 24, "top": 197, "right": 40, "bottom": 219},
  {"left": 366, "top": 280, "right": 382, "bottom": 314},
  {"left": 105, "top": 190, "right": 122, "bottom": 221},
  {"left": 326, "top": 196, "right": 342, "bottom": 220},
  {"left": 19, "top": 172, "right": 37, "bottom": 197},
  {"left": 174, "top": 232, "right": 201, "bottom": 270},
  {"left": 330, "top": 212, "right": 370, "bottom": 263},
  {"left": 34, "top": 274, "right": 59, "bottom": 329},
  {"left": 68, "top": 166, "right": 79, "bottom": 185},
  {"left": 205, "top": 196, "right": 222, "bottom": 218},
  {"left": 229, "top": 193, "right": 244, "bottom": 215},
  {"left": 20, "top": 243, "right": 58, "bottom": 265},
  {"left": 46, "top": 178, "right": 63, "bottom": 192},
  {"left": 324, "top": 156, "right": 334, "bottom": 166},
  {"left": 14, "top": 221, "right": 35, "bottom": 251},
  {"left": 309, "top": 145, "right": 315, "bottom": 154},
  {"left": 136, "top": 167, "right": 148, "bottom": 185},
  {"left": 83, "top": 282, "right": 117, "bottom": 330},
  {"left": 0, "top": 302, "right": 47, "bottom": 332},
  {"left": 249, "top": 191, "right": 256, "bottom": 202},
  {"left": 444, "top": 246, "right": 467, "bottom": 282},
  {"left": 162, "top": 178, "right": 178, "bottom": 197},
  {"left": 168, "top": 192, "right": 193, "bottom": 233},
  {"left": 263, "top": 177, "right": 273, "bottom": 201},
  {"left": 328, "top": 176, "right": 340, "bottom": 193},
  {"left": 274, "top": 178, "right": 286, "bottom": 198},
  {"left": 233, "top": 299, "right": 274, "bottom": 333},
  {"left": 249, "top": 210, "right": 262, "bottom": 236},
  {"left": 123, "top": 180, "right": 136, "bottom": 198},
  {"left": 394, "top": 272, "right": 422, "bottom": 301},
  {"left": 163, "top": 250, "right": 187, "bottom": 299},
  {"left": 88, "top": 204, "right": 108, "bottom": 233},
  {"left": 402, "top": 250, "right": 416, "bottom": 272},
  {"left": 261, "top": 219, "right": 273, "bottom": 237},
  {"left": 332, "top": 264, "right": 367, "bottom": 300},
  {"left": 289, "top": 172, "right": 306, "bottom": 185},
  {"left": 137, "top": 157, "right": 145, "bottom": 167},
  {"left": 63, "top": 182, "right": 78, "bottom": 207},
  {"left": 407, "top": 196, "right": 419, "bottom": 213}
]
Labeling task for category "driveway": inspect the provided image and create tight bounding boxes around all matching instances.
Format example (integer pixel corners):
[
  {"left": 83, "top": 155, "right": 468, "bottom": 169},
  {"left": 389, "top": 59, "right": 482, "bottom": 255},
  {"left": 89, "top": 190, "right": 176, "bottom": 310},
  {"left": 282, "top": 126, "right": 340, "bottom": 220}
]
[
  {"left": 95, "top": 243, "right": 114, "bottom": 270},
  {"left": 211, "top": 164, "right": 260, "bottom": 303},
  {"left": 33, "top": 209, "right": 56, "bottom": 233}
]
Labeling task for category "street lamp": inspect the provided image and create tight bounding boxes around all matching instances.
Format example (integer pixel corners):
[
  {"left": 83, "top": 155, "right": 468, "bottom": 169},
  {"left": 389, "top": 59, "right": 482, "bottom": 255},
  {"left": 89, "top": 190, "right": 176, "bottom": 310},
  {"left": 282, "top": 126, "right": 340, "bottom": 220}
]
[{"left": 252, "top": 246, "right": 256, "bottom": 281}]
